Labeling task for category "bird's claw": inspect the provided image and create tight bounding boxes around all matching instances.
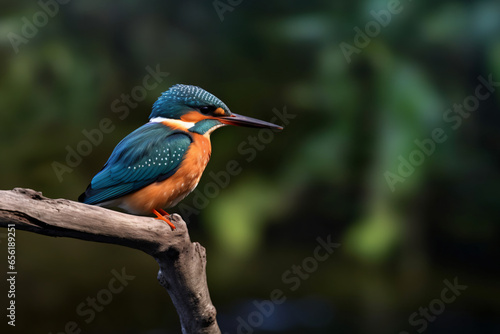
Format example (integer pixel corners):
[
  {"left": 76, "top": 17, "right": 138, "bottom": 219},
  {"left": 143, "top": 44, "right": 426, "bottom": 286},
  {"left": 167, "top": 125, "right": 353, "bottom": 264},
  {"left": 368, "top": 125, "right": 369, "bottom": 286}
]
[{"left": 153, "top": 209, "right": 176, "bottom": 230}]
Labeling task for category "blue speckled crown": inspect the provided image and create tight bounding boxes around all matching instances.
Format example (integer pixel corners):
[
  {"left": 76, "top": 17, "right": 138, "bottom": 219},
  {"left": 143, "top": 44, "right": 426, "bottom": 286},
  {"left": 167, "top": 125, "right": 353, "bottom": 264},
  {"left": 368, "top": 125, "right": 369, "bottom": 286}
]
[{"left": 149, "top": 84, "right": 230, "bottom": 119}]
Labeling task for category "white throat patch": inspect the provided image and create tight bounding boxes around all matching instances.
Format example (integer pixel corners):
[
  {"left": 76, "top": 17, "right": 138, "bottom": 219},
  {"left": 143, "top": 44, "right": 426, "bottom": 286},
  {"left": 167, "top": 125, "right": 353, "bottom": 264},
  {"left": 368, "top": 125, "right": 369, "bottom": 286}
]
[{"left": 149, "top": 117, "right": 195, "bottom": 129}]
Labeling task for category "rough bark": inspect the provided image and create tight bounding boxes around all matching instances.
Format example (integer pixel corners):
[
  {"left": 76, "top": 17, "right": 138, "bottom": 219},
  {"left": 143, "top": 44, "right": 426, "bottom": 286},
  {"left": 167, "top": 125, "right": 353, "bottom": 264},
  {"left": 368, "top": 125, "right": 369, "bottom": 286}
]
[{"left": 0, "top": 188, "right": 220, "bottom": 334}]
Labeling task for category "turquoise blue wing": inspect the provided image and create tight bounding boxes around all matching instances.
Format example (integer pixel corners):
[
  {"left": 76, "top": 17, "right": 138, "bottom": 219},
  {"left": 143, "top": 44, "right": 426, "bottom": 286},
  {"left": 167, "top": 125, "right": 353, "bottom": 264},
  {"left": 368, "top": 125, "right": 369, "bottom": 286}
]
[{"left": 78, "top": 122, "right": 192, "bottom": 205}]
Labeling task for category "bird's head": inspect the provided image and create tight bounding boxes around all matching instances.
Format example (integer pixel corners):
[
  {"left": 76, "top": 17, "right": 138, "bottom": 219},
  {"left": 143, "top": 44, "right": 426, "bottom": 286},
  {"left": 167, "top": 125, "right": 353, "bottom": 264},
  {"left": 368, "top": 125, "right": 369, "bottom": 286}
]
[{"left": 150, "top": 84, "right": 282, "bottom": 134}]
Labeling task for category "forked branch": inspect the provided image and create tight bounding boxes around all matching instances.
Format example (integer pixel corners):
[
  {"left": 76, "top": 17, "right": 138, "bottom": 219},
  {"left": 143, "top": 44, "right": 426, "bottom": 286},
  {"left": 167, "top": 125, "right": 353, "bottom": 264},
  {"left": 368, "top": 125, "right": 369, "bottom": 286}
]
[{"left": 0, "top": 188, "right": 220, "bottom": 334}]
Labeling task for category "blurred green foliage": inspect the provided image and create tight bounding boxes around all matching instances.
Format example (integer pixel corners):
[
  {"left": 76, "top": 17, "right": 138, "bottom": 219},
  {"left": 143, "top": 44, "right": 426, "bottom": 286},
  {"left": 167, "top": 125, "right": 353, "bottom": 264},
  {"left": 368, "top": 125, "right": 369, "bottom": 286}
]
[{"left": 1, "top": 0, "right": 499, "bottom": 333}]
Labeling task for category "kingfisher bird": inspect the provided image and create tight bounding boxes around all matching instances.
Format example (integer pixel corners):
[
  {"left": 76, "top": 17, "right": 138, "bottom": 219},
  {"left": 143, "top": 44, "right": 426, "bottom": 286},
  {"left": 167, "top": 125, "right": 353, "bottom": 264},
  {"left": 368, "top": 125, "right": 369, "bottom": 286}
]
[{"left": 78, "top": 84, "right": 282, "bottom": 229}]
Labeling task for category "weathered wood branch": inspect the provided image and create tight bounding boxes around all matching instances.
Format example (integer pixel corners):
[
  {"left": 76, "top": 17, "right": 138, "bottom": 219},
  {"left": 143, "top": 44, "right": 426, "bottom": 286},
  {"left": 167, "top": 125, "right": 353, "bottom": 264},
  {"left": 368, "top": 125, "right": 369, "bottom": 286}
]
[{"left": 0, "top": 188, "right": 220, "bottom": 334}]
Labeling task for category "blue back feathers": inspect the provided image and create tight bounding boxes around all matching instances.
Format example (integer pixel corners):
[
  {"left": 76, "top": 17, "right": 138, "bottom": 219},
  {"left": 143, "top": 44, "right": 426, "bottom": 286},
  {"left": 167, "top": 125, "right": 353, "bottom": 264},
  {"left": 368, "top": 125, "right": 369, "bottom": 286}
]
[
  {"left": 79, "top": 123, "right": 192, "bottom": 205},
  {"left": 150, "top": 84, "right": 230, "bottom": 119}
]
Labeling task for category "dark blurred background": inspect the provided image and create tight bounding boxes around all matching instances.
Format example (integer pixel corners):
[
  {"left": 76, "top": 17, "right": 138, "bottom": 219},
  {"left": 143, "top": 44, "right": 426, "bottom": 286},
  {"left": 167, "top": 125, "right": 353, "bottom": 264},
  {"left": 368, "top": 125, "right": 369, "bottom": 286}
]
[{"left": 1, "top": 1, "right": 499, "bottom": 333}]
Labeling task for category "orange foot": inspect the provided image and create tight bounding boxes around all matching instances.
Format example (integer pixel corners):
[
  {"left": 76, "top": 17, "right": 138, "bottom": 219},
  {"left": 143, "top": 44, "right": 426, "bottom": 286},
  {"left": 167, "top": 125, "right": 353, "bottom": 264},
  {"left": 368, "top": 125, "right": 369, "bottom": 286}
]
[{"left": 153, "top": 209, "right": 176, "bottom": 230}]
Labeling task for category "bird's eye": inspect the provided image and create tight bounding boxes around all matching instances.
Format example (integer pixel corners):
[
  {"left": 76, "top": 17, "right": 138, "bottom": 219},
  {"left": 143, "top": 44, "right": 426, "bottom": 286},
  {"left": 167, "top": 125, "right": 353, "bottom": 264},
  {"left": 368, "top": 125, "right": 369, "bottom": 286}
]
[{"left": 199, "top": 106, "right": 214, "bottom": 114}]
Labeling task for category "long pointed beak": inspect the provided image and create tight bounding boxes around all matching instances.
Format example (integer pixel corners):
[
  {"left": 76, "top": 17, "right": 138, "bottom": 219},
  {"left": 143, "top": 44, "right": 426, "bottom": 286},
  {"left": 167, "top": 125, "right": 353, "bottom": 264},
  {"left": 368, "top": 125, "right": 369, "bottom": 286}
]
[{"left": 219, "top": 113, "right": 283, "bottom": 130}]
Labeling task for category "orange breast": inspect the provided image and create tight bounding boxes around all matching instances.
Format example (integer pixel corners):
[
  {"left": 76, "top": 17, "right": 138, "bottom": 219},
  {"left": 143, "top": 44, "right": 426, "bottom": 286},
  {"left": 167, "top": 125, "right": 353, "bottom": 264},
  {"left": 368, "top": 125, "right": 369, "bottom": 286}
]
[{"left": 118, "top": 132, "right": 211, "bottom": 214}]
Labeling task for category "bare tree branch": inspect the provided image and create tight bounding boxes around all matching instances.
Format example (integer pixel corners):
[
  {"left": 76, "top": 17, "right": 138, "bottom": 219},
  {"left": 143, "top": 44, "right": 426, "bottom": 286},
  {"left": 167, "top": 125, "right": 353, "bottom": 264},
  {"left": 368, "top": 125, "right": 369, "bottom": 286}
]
[{"left": 0, "top": 188, "right": 220, "bottom": 334}]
